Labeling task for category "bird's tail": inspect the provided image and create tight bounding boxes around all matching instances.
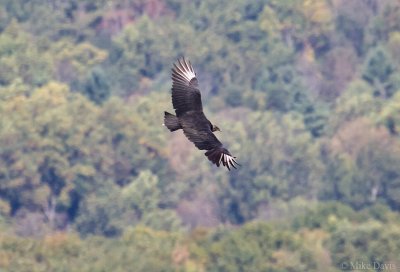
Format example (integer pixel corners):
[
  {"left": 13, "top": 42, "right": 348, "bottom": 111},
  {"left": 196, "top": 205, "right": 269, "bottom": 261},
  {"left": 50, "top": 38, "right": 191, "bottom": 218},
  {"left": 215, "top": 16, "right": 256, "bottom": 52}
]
[{"left": 164, "top": 111, "right": 181, "bottom": 131}]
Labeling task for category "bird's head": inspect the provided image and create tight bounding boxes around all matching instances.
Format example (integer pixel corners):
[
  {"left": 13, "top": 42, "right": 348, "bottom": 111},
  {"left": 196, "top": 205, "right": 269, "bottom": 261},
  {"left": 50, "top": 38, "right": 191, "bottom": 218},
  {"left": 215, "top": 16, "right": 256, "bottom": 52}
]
[{"left": 212, "top": 124, "right": 221, "bottom": 132}]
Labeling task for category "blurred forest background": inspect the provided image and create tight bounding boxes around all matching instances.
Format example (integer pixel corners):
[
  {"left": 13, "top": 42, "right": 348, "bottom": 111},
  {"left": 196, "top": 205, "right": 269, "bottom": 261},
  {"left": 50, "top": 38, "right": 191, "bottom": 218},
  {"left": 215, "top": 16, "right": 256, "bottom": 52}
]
[{"left": 0, "top": 0, "right": 400, "bottom": 271}]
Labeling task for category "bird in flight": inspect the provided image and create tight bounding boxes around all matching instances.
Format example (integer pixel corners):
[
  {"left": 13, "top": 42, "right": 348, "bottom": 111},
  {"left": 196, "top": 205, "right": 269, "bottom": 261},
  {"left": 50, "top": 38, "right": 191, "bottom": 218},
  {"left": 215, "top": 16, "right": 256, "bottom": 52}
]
[{"left": 164, "top": 57, "right": 239, "bottom": 170}]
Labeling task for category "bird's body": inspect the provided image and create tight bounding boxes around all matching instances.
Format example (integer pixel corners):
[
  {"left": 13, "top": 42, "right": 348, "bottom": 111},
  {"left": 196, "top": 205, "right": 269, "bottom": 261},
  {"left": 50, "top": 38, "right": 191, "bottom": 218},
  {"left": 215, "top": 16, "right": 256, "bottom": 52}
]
[{"left": 164, "top": 58, "right": 239, "bottom": 170}]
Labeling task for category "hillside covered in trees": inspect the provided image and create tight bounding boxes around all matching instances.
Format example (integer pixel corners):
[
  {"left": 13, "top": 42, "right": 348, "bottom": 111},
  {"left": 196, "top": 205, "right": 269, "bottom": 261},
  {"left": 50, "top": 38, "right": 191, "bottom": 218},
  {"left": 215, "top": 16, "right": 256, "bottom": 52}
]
[{"left": 1, "top": 0, "right": 400, "bottom": 271}]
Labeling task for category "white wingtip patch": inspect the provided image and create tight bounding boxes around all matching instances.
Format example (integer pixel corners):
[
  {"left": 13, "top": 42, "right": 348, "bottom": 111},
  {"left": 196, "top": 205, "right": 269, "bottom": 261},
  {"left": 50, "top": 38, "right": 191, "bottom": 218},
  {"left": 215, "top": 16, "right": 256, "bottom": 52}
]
[
  {"left": 176, "top": 59, "right": 196, "bottom": 82},
  {"left": 220, "top": 153, "right": 238, "bottom": 170}
]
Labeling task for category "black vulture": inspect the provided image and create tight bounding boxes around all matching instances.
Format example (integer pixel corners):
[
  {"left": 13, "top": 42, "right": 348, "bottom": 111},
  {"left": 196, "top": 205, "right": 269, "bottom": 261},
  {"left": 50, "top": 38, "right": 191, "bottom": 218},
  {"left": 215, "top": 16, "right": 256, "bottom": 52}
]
[{"left": 164, "top": 58, "right": 239, "bottom": 170}]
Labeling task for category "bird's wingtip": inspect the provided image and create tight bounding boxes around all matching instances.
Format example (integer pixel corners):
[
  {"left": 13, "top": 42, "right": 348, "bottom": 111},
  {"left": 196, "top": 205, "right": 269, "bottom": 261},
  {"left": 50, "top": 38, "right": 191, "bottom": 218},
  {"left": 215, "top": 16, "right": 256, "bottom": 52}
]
[
  {"left": 205, "top": 148, "right": 239, "bottom": 170},
  {"left": 172, "top": 56, "right": 196, "bottom": 82}
]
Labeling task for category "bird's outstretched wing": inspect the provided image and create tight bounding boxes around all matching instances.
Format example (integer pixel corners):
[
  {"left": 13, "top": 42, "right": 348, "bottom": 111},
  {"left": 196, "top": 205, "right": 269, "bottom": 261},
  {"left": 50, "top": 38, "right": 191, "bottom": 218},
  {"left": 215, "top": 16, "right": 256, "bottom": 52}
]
[
  {"left": 171, "top": 58, "right": 203, "bottom": 117},
  {"left": 182, "top": 125, "right": 239, "bottom": 170}
]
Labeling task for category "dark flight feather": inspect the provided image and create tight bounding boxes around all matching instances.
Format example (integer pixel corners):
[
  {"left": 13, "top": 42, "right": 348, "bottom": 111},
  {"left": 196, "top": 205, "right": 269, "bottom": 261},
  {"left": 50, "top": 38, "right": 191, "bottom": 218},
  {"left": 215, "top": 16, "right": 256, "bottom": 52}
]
[{"left": 164, "top": 57, "right": 239, "bottom": 170}]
